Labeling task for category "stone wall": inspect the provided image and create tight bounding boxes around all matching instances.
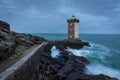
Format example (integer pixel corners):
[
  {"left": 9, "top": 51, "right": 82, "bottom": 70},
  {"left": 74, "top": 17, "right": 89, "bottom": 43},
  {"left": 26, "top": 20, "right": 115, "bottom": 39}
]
[{"left": 0, "top": 42, "right": 47, "bottom": 80}]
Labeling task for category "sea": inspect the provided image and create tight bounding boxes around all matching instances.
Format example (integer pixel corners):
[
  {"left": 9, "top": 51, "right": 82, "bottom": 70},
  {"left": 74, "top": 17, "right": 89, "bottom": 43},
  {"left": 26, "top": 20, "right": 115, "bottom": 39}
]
[{"left": 32, "top": 33, "right": 120, "bottom": 79}]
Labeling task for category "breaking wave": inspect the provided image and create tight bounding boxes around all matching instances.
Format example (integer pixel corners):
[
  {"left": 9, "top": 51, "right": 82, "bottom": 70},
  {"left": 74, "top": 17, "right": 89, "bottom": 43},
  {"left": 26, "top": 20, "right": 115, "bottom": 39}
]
[{"left": 51, "top": 42, "right": 120, "bottom": 79}]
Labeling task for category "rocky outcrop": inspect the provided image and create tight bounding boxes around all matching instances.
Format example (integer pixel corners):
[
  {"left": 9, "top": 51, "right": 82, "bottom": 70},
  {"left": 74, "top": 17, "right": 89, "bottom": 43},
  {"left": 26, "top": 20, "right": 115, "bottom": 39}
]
[
  {"left": 0, "top": 20, "right": 10, "bottom": 31},
  {"left": 38, "top": 50, "right": 118, "bottom": 80},
  {"left": 44, "top": 39, "right": 90, "bottom": 52},
  {"left": 0, "top": 21, "right": 46, "bottom": 61}
]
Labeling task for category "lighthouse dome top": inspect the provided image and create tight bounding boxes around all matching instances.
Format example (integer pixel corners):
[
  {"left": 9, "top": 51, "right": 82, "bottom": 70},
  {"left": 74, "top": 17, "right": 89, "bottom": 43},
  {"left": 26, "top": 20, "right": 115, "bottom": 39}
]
[{"left": 67, "top": 15, "right": 79, "bottom": 23}]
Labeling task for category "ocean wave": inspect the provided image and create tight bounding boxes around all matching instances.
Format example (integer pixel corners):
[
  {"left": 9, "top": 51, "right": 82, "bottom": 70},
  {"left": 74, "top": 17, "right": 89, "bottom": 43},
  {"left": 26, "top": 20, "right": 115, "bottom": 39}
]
[
  {"left": 86, "top": 64, "right": 120, "bottom": 79},
  {"left": 50, "top": 42, "right": 120, "bottom": 79}
]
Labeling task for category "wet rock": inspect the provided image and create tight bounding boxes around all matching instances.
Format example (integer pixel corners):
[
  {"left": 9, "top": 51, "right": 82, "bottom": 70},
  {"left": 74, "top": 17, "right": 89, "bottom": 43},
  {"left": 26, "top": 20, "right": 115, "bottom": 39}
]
[
  {"left": 66, "top": 41, "right": 84, "bottom": 49},
  {"left": 47, "top": 39, "right": 90, "bottom": 50},
  {"left": 68, "top": 55, "right": 90, "bottom": 64},
  {"left": 58, "top": 59, "right": 74, "bottom": 75},
  {"left": 54, "top": 41, "right": 67, "bottom": 50},
  {"left": 83, "top": 41, "right": 90, "bottom": 47},
  {"left": 53, "top": 57, "right": 65, "bottom": 66}
]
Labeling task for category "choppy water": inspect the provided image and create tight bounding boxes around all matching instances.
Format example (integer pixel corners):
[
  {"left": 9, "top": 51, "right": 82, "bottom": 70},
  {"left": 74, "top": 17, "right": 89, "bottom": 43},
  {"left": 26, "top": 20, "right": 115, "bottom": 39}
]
[{"left": 32, "top": 33, "right": 120, "bottom": 79}]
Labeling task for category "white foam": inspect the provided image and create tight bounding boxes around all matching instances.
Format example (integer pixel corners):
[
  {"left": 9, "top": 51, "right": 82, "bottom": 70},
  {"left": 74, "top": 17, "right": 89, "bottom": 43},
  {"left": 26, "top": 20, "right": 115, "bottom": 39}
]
[
  {"left": 51, "top": 46, "right": 60, "bottom": 58},
  {"left": 50, "top": 42, "right": 120, "bottom": 79},
  {"left": 86, "top": 64, "right": 120, "bottom": 79},
  {"left": 66, "top": 47, "right": 91, "bottom": 57},
  {"left": 66, "top": 42, "right": 110, "bottom": 63},
  {"left": 66, "top": 42, "right": 120, "bottom": 79}
]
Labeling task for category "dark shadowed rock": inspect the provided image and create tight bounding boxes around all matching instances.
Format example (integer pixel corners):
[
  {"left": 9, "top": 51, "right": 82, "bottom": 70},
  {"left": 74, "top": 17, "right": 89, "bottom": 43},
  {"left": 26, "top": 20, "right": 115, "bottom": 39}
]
[
  {"left": 58, "top": 59, "right": 74, "bottom": 74},
  {"left": 45, "top": 39, "right": 90, "bottom": 51},
  {"left": 67, "top": 74, "right": 118, "bottom": 80},
  {"left": 53, "top": 57, "right": 66, "bottom": 66},
  {"left": 53, "top": 73, "right": 66, "bottom": 80},
  {"left": 43, "top": 41, "right": 53, "bottom": 52},
  {"left": 54, "top": 41, "right": 67, "bottom": 50},
  {"left": 0, "top": 20, "right": 10, "bottom": 31}
]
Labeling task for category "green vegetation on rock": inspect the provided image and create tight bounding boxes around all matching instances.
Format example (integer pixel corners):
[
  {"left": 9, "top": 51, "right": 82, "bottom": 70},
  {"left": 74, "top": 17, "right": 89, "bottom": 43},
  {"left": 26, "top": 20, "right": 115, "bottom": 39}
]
[{"left": 9, "top": 45, "right": 29, "bottom": 60}]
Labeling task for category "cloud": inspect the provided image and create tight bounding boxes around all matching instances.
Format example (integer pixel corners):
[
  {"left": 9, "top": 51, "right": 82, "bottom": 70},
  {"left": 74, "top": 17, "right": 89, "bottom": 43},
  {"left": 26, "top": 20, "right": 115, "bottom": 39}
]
[{"left": 0, "top": 0, "right": 120, "bottom": 34}]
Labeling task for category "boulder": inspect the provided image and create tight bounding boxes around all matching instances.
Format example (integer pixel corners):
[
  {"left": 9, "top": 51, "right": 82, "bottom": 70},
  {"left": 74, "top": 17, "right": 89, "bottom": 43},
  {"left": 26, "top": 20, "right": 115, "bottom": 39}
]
[
  {"left": 58, "top": 59, "right": 74, "bottom": 75},
  {"left": 0, "top": 20, "right": 10, "bottom": 31}
]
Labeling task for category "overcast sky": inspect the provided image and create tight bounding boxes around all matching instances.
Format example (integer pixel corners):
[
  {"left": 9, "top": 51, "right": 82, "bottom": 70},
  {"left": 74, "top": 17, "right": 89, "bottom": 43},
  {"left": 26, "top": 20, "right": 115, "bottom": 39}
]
[{"left": 0, "top": 0, "right": 120, "bottom": 34}]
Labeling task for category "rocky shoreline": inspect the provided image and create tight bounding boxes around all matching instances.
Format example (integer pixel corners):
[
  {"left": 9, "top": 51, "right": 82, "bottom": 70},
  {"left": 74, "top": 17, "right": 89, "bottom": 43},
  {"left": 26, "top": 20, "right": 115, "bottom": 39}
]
[
  {"left": 37, "top": 40, "right": 118, "bottom": 80},
  {"left": 0, "top": 21, "right": 118, "bottom": 80}
]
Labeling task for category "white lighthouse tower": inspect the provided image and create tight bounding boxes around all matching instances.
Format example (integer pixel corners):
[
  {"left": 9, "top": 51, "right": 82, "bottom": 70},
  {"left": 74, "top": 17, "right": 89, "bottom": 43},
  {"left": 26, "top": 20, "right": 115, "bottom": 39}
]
[{"left": 67, "top": 15, "right": 80, "bottom": 41}]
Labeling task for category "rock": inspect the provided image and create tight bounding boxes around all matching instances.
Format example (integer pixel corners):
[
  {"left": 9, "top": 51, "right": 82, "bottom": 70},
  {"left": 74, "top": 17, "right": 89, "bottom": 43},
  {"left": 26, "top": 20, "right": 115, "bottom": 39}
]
[
  {"left": 66, "top": 71, "right": 84, "bottom": 80},
  {"left": 54, "top": 41, "right": 67, "bottom": 50},
  {"left": 98, "top": 74, "right": 118, "bottom": 80},
  {"left": 53, "top": 73, "right": 66, "bottom": 80},
  {"left": 0, "top": 43, "right": 8, "bottom": 51},
  {"left": 58, "top": 59, "right": 74, "bottom": 75},
  {"left": 0, "top": 20, "right": 10, "bottom": 31},
  {"left": 43, "top": 42, "right": 53, "bottom": 52},
  {"left": 47, "top": 39, "right": 90, "bottom": 50},
  {"left": 53, "top": 57, "right": 65, "bottom": 66},
  {"left": 0, "top": 41, "right": 15, "bottom": 60},
  {"left": 0, "top": 21, "right": 46, "bottom": 61},
  {"left": 68, "top": 74, "right": 118, "bottom": 80},
  {"left": 59, "top": 51, "right": 71, "bottom": 60},
  {"left": 38, "top": 74, "right": 43, "bottom": 80},
  {"left": 50, "top": 64, "right": 58, "bottom": 73},
  {"left": 58, "top": 54, "right": 86, "bottom": 74},
  {"left": 66, "top": 40, "right": 84, "bottom": 49},
  {"left": 83, "top": 42, "right": 91, "bottom": 46},
  {"left": 78, "top": 56, "right": 90, "bottom": 64},
  {"left": 0, "top": 52, "right": 8, "bottom": 60}
]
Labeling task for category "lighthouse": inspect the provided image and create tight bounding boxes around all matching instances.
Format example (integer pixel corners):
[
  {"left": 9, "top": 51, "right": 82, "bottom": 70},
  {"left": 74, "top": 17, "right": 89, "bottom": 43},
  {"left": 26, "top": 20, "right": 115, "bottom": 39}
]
[{"left": 67, "top": 15, "right": 79, "bottom": 41}]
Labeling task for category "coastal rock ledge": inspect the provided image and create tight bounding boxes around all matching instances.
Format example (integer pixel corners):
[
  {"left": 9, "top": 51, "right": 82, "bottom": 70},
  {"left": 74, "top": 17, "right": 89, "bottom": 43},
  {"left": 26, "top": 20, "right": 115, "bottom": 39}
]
[
  {"left": 38, "top": 49, "right": 118, "bottom": 80},
  {"left": 44, "top": 39, "right": 90, "bottom": 52},
  {"left": 41, "top": 39, "right": 118, "bottom": 80}
]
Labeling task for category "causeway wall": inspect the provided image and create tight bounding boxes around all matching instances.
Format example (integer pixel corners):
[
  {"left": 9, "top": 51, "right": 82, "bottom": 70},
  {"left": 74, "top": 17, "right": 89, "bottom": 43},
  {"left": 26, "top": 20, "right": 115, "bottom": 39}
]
[{"left": 0, "top": 42, "right": 47, "bottom": 80}]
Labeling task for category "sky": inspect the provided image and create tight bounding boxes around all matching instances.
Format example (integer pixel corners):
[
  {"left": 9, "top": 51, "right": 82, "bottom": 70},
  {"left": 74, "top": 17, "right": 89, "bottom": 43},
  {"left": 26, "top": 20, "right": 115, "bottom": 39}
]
[{"left": 0, "top": 0, "right": 120, "bottom": 34}]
